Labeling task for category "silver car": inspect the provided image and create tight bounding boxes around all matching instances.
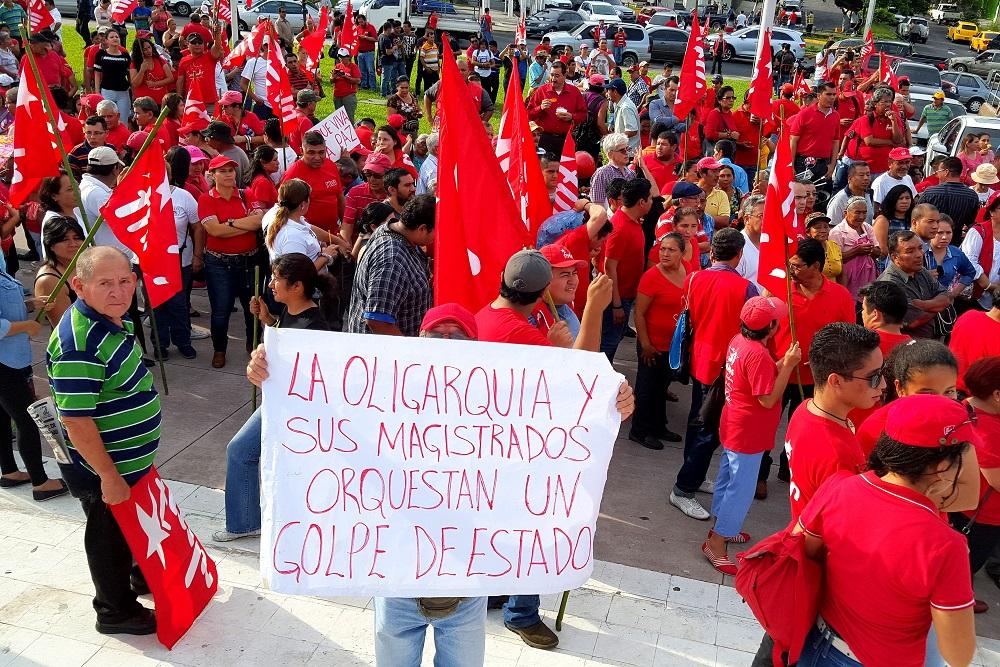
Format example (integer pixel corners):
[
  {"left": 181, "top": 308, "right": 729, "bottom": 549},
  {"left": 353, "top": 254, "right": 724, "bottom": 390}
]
[
  {"left": 543, "top": 21, "right": 649, "bottom": 66},
  {"left": 925, "top": 115, "right": 1000, "bottom": 175},
  {"left": 941, "top": 70, "right": 993, "bottom": 113},
  {"left": 706, "top": 26, "right": 806, "bottom": 62}
]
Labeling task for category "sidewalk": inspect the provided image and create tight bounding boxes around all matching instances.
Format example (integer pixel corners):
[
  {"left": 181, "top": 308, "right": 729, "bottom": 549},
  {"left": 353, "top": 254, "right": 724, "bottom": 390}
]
[{"left": 3, "top": 471, "right": 1000, "bottom": 667}]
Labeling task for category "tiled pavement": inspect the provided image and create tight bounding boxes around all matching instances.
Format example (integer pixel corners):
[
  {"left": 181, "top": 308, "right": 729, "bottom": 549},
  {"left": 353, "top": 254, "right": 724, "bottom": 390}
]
[{"left": 3, "top": 469, "right": 1000, "bottom": 667}]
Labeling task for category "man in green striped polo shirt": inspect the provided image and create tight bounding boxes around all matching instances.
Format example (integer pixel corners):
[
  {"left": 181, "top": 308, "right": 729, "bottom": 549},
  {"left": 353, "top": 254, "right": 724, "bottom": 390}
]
[
  {"left": 47, "top": 246, "right": 160, "bottom": 636},
  {"left": 915, "top": 91, "right": 954, "bottom": 139}
]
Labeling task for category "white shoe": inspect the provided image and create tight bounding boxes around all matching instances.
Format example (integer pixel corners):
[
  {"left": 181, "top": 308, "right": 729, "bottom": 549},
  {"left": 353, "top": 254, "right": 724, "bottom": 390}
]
[
  {"left": 698, "top": 480, "right": 715, "bottom": 494},
  {"left": 190, "top": 326, "right": 210, "bottom": 340},
  {"left": 669, "top": 491, "right": 711, "bottom": 520},
  {"left": 212, "top": 529, "right": 260, "bottom": 542}
]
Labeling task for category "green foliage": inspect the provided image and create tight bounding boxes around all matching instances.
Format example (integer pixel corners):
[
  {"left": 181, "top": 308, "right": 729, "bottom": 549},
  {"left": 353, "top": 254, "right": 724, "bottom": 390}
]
[{"left": 873, "top": 7, "right": 897, "bottom": 23}]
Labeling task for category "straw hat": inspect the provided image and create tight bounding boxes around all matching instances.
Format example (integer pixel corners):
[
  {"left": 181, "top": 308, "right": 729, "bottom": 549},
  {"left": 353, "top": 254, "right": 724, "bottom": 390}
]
[{"left": 972, "top": 163, "right": 1000, "bottom": 185}]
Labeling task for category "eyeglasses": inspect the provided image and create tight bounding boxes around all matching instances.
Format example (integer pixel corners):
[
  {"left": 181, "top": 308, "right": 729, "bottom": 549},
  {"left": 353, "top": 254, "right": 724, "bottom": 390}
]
[
  {"left": 720, "top": 96, "right": 735, "bottom": 101},
  {"left": 422, "top": 330, "right": 471, "bottom": 340},
  {"left": 787, "top": 261, "right": 809, "bottom": 272},
  {"left": 843, "top": 366, "right": 885, "bottom": 389}
]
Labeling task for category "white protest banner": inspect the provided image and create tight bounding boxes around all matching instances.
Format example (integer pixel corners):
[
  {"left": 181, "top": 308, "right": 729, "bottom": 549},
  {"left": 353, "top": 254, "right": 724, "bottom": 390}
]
[
  {"left": 259, "top": 328, "right": 623, "bottom": 597},
  {"left": 310, "top": 107, "right": 362, "bottom": 161}
]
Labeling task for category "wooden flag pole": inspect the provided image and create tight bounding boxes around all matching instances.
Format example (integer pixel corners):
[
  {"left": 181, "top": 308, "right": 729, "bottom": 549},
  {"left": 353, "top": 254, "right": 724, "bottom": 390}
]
[
  {"left": 251, "top": 265, "right": 261, "bottom": 411},
  {"left": 776, "top": 106, "right": 805, "bottom": 402},
  {"left": 146, "top": 302, "right": 170, "bottom": 395}
]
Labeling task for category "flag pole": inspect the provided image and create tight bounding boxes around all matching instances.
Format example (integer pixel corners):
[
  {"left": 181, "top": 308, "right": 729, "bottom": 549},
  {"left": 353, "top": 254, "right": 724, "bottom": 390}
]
[
  {"left": 777, "top": 107, "right": 805, "bottom": 402},
  {"left": 146, "top": 302, "right": 170, "bottom": 395},
  {"left": 251, "top": 264, "right": 261, "bottom": 411},
  {"left": 31, "top": 105, "right": 174, "bottom": 322}
]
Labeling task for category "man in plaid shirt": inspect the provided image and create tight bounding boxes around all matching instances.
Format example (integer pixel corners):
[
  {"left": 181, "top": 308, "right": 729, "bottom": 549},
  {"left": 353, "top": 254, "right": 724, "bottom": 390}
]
[{"left": 346, "top": 195, "right": 434, "bottom": 336}]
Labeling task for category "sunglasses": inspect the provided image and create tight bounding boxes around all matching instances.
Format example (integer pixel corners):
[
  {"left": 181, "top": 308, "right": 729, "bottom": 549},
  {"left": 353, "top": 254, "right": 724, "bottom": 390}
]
[{"left": 843, "top": 365, "right": 885, "bottom": 390}]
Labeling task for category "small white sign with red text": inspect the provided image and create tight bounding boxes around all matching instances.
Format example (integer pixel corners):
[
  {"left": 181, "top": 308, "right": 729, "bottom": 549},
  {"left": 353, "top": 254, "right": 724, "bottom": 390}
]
[{"left": 310, "top": 108, "right": 362, "bottom": 162}]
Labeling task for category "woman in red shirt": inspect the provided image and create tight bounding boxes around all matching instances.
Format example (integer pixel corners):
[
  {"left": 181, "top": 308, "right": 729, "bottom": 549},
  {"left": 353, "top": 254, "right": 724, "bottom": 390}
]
[
  {"left": 842, "top": 87, "right": 905, "bottom": 175},
  {"left": 246, "top": 146, "right": 280, "bottom": 212},
  {"left": 631, "top": 232, "right": 687, "bottom": 450},
  {"left": 198, "top": 155, "right": 265, "bottom": 369},
  {"left": 129, "top": 36, "right": 174, "bottom": 105},
  {"left": 373, "top": 125, "right": 418, "bottom": 179},
  {"left": 950, "top": 356, "right": 1000, "bottom": 615},
  {"left": 218, "top": 91, "right": 265, "bottom": 152},
  {"left": 703, "top": 85, "right": 738, "bottom": 146}
]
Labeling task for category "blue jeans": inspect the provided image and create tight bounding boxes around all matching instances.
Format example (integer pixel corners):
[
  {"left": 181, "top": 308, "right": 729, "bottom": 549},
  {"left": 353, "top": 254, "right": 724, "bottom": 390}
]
[
  {"left": 797, "top": 626, "right": 863, "bottom": 667},
  {"left": 711, "top": 449, "right": 763, "bottom": 537},
  {"left": 503, "top": 595, "right": 540, "bottom": 628},
  {"left": 613, "top": 45, "right": 624, "bottom": 64},
  {"left": 381, "top": 60, "right": 402, "bottom": 96},
  {"left": 673, "top": 376, "right": 724, "bottom": 496},
  {"left": 223, "top": 407, "right": 261, "bottom": 534},
  {"left": 924, "top": 626, "right": 945, "bottom": 667},
  {"left": 358, "top": 51, "right": 376, "bottom": 90},
  {"left": 153, "top": 264, "right": 192, "bottom": 352},
  {"left": 374, "top": 597, "right": 487, "bottom": 667},
  {"left": 101, "top": 88, "right": 132, "bottom": 120},
  {"left": 599, "top": 298, "right": 634, "bottom": 363},
  {"left": 203, "top": 251, "right": 263, "bottom": 353}
]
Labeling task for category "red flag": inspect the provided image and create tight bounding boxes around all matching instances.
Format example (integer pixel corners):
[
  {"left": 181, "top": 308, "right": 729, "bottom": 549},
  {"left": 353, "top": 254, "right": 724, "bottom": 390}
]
[
  {"left": 339, "top": 0, "right": 358, "bottom": 55},
  {"left": 182, "top": 87, "right": 211, "bottom": 128},
  {"left": 435, "top": 39, "right": 525, "bottom": 313},
  {"left": 27, "top": 0, "right": 54, "bottom": 33},
  {"left": 553, "top": 133, "right": 578, "bottom": 214},
  {"left": 9, "top": 64, "right": 66, "bottom": 207},
  {"left": 674, "top": 11, "right": 706, "bottom": 121},
  {"left": 756, "top": 130, "right": 803, "bottom": 299},
  {"left": 110, "top": 468, "right": 218, "bottom": 650},
  {"left": 859, "top": 28, "right": 875, "bottom": 60},
  {"left": 215, "top": 0, "right": 232, "bottom": 23},
  {"left": 299, "top": 6, "right": 329, "bottom": 72},
  {"left": 100, "top": 144, "right": 182, "bottom": 308},
  {"left": 515, "top": 15, "right": 526, "bottom": 44},
  {"left": 245, "top": 0, "right": 251, "bottom": 9},
  {"left": 110, "top": 0, "right": 138, "bottom": 23},
  {"left": 792, "top": 69, "right": 811, "bottom": 98},
  {"left": 266, "top": 29, "right": 298, "bottom": 136},
  {"left": 496, "top": 66, "right": 550, "bottom": 243},
  {"left": 879, "top": 54, "right": 899, "bottom": 88},
  {"left": 223, "top": 19, "right": 269, "bottom": 68},
  {"left": 747, "top": 28, "right": 773, "bottom": 121}
]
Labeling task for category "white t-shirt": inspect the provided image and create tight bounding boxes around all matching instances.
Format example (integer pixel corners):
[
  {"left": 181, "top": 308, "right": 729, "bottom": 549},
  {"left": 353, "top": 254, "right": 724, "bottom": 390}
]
[
  {"left": 472, "top": 48, "right": 493, "bottom": 78},
  {"left": 272, "top": 146, "right": 299, "bottom": 184},
  {"left": 871, "top": 172, "right": 915, "bottom": 204},
  {"left": 79, "top": 174, "right": 136, "bottom": 262},
  {"left": 736, "top": 230, "right": 762, "bottom": 293},
  {"left": 241, "top": 57, "right": 269, "bottom": 101},
  {"left": 735, "top": 12, "right": 747, "bottom": 26},
  {"left": 574, "top": 55, "right": 592, "bottom": 70},
  {"left": 262, "top": 206, "right": 322, "bottom": 262},
  {"left": 170, "top": 186, "right": 200, "bottom": 266},
  {"left": 49, "top": 7, "right": 62, "bottom": 39}
]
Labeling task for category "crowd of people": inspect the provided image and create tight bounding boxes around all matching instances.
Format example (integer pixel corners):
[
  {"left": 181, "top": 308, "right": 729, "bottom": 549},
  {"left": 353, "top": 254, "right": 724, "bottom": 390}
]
[{"left": 0, "top": 1, "right": 998, "bottom": 665}]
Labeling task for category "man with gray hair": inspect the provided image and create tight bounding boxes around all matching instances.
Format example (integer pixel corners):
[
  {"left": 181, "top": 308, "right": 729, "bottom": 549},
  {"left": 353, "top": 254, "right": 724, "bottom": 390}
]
[
  {"left": 47, "top": 246, "right": 162, "bottom": 636},
  {"left": 877, "top": 229, "right": 951, "bottom": 338},
  {"left": 416, "top": 132, "right": 439, "bottom": 195},
  {"left": 736, "top": 194, "right": 765, "bottom": 292},
  {"left": 95, "top": 98, "right": 131, "bottom": 151}
]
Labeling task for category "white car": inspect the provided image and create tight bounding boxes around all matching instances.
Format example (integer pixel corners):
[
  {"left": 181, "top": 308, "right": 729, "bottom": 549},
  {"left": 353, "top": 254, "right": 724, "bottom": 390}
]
[
  {"left": 706, "top": 26, "right": 806, "bottom": 61},
  {"left": 577, "top": 1, "right": 621, "bottom": 23}
]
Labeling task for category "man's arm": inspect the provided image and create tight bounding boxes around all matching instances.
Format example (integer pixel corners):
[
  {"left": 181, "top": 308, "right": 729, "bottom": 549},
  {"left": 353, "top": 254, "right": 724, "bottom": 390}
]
[{"left": 210, "top": 23, "right": 225, "bottom": 60}]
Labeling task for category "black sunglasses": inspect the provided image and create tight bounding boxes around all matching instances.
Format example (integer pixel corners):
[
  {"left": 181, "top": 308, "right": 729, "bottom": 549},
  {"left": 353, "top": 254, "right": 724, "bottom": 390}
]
[{"left": 843, "top": 365, "right": 885, "bottom": 390}]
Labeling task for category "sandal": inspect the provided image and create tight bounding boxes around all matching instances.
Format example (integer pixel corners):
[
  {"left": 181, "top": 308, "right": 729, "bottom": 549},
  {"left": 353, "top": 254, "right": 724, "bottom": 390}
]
[{"left": 702, "top": 540, "right": 738, "bottom": 575}]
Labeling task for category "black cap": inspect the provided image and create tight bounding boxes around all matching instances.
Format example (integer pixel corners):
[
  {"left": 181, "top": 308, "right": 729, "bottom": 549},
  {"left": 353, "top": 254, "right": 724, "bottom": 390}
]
[{"left": 204, "top": 120, "right": 235, "bottom": 143}]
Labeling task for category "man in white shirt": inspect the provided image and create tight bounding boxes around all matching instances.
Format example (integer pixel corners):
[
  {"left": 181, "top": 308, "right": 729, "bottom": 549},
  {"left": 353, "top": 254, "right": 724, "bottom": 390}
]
[
  {"left": 240, "top": 40, "right": 271, "bottom": 118},
  {"left": 45, "top": 0, "right": 62, "bottom": 40},
  {"left": 735, "top": 10, "right": 747, "bottom": 27},
  {"left": 871, "top": 147, "right": 916, "bottom": 213},
  {"left": 79, "top": 148, "right": 134, "bottom": 262},
  {"left": 416, "top": 132, "right": 439, "bottom": 195},
  {"left": 606, "top": 78, "right": 639, "bottom": 153},
  {"left": 736, "top": 195, "right": 764, "bottom": 292}
]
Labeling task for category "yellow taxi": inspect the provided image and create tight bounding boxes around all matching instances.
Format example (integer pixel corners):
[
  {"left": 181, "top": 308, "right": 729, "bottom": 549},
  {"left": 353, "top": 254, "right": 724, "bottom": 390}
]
[
  {"left": 948, "top": 21, "right": 980, "bottom": 43},
  {"left": 971, "top": 30, "right": 999, "bottom": 51}
]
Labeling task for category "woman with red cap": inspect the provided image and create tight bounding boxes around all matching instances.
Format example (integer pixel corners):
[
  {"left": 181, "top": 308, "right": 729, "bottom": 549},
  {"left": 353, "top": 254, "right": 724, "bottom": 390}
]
[
  {"left": 950, "top": 356, "right": 1000, "bottom": 615},
  {"left": 795, "top": 394, "right": 980, "bottom": 667}
]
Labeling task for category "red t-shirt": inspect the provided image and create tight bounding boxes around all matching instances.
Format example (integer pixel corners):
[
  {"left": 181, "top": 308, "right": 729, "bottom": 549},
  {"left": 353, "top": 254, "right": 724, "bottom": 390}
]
[
  {"left": 288, "top": 111, "right": 315, "bottom": 155},
  {"left": 197, "top": 188, "right": 257, "bottom": 254},
  {"left": 771, "top": 98, "right": 799, "bottom": 122},
  {"left": 848, "top": 328, "right": 912, "bottom": 427},
  {"left": 687, "top": 265, "right": 754, "bottom": 386},
  {"left": 281, "top": 159, "right": 342, "bottom": 232},
  {"left": 475, "top": 304, "right": 552, "bottom": 346},
  {"left": 599, "top": 208, "right": 645, "bottom": 301},
  {"left": 964, "top": 405, "right": 1000, "bottom": 525},
  {"left": 85, "top": 44, "right": 101, "bottom": 69},
  {"left": 162, "top": 118, "right": 180, "bottom": 148},
  {"left": 787, "top": 103, "right": 841, "bottom": 160},
  {"left": 246, "top": 174, "right": 278, "bottom": 212},
  {"left": 800, "top": 471, "right": 974, "bottom": 667},
  {"left": 357, "top": 24, "right": 377, "bottom": 52},
  {"left": 642, "top": 153, "right": 678, "bottom": 193},
  {"left": 613, "top": 32, "right": 626, "bottom": 47},
  {"left": 949, "top": 310, "right": 1000, "bottom": 394},
  {"left": 855, "top": 401, "right": 889, "bottom": 457},
  {"left": 107, "top": 123, "right": 131, "bottom": 152},
  {"left": 721, "top": 335, "right": 780, "bottom": 454},
  {"left": 703, "top": 108, "right": 736, "bottom": 143},
  {"left": 35, "top": 50, "right": 73, "bottom": 88},
  {"left": 221, "top": 111, "right": 264, "bottom": 139},
  {"left": 770, "top": 278, "right": 855, "bottom": 385},
  {"left": 177, "top": 51, "right": 221, "bottom": 105},
  {"left": 636, "top": 266, "right": 684, "bottom": 351},
  {"left": 786, "top": 401, "right": 866, "bottom": 522},
  {"left": 847, "top": 112, "right": 902, "bottom": 174},
  {"left": 556, "top": 224, "right": 593, "bottom": 319},
  {"left": 732, "top": 111, "right": 776, "bottom": 169},
  {"left": 332, "top": 62, "right": 361, "bottom": 98},
  {"left": 61, "top": 113, "right": 83, "bottom": 149},
  {"left": 131, "top": 59, "right": 170, "bottom": 104}
]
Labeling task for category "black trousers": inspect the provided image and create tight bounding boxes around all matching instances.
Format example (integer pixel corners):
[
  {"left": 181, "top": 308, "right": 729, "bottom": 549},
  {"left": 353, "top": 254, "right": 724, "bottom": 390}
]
[
  {"left": 758, "top": 383, "right": 813, "bottom": 482},
  {"left": 415, "top": 68, "right": 438, "bottom": 95},
  {"left": 950, "top": 514, "right": 1000, "bottom": 576},
  {"left": 0, "top": 363, "right": 48, "bottom": 486},
  {"left": 631, "top": 343, "right": 672, "bottom": 438},
  {"left": 78, "top": 482, "right": 147, "bottom": 622},
  {"left": 711, "top": 54, "right": 724, "bottom": 75},
  {"left": 538, "top": 132, "right": 566, "bottom": 158}
]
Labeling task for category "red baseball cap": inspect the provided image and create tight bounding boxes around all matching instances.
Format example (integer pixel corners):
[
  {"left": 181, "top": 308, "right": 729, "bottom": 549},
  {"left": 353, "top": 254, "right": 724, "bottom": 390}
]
[
  {"left": 540, "top": 244, "right": 587, "bottom": 271},
  {"left": 178, "top": 120, "right": 209, "bottom": 136},
  {"left": 885, "top": 395, "right": 980, "bottom": 448},
  {"left": 80, "top": 93, "right": 104, "bottom": 110},
  {"left": 126, "top": 131, "right": 149, "bottom": 152},
  {"left": 739, "top": 296, "right": 788, "bottom": 330},
  {"left": 386, "top": 113, "right": 406, "bottom": 129},
  {"left": 207, "top": 155, "right": 238, "bottom": 171},
  {"left": 696, "top": 156, "right": 723, "bottom": 170},
  {"left": 888, "top": 147, "right": 912, "bottom": 161},
  {"left": 420, "top": 303, "right": 478, "bottom": 339},
  {"left": 780, "top": 83, "right": 794, "bottom": 94}
]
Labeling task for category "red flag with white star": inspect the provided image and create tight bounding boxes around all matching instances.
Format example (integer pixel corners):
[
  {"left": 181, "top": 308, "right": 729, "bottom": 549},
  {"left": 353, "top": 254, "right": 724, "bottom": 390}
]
[
  {"left": 27, "top": 0, "right": 54, "bottom": 33},
  {"left": 553, "top": 133, "right": 578, "bottom": 214},
  {"left": 859, "top": 28, "right": 875, "bottom": 60},
  {"left": 100, "top": 144, "right": 182, "bottom": 308},
  {"left": 674, "top": 11, "right": 706, "bottom": 122},
  {"left": 756, "top": 130, "right": 804, "bottom": 299},
  {"left": 747, "top": 28, "right": 773, "bottom": 122},
  {"left": 181, "top": 87, "right": 211, "bottom": 129},
  {"left": 339, "top": 0, "right": 358, "bottom": 55},
  {"left": 215, "top": 0, "right": 232, "bottom": 23},
  {"left": 110, "top": 0, "right": 138, "bottom": 24},
  {"left": 110, "top": 468, "right": 219, "bottom": 650},
  {"left": 299, "top": 6, "right": 329, "bottom": 72},
  {"left": 265, "top": 28, "right": 298, "bottom": 136},
  {"left": 223, "top": 19, "right": 269, "bottom": 69},
  {"left": 9, "top": 64, "right": 67, "bottom": 207}
]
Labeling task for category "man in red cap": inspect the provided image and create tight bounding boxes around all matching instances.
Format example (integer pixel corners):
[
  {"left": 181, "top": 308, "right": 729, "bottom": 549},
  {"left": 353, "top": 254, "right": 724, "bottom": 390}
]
[
  {"left": 696, "top": 157, "right": 731, "bottom": 230},
  {"left": 531, "top": 244, "right": 589, "bottom": 345},
  {"left": 772, "top": 83, "right": 800, "bottom": 122},
  {"left": 340, "top": 152, "right": 392, "bottom": 242},
  {"left": 175, "top": 23, "right": 225, "bottom": 110},
  {"left": 281, "top": 130, "right": 344, "bottom": 235},
  {"left": 702, "top": 297, "right": 801, "bottom": 575}
]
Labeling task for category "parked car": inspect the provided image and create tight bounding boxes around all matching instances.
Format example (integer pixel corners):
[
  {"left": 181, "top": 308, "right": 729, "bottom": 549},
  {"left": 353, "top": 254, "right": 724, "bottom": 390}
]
[
  {"left": 929, "top": 2, "right": 961, "bottom": 23},
  {"left": 948, "top": 49, "right": 1000, "bottom": 77},
  {"left": 543, "top": 0, "right": 575, "bottom": 7},
  {"left": 907, "top": 92, "right": 967, "bottom": 145},
  {"left": 229, "top": 0, "right": 320, "bottom": 30},
  {"left": 970, "top": 30, "right": 999, "bottom": 51},
  {"left": 645, "top": 10, "right": 685, "bottom": 28},
  {"left": 941, "top": 70, "right": 992, "bottom": 112},
  {"left": 947, "top": 21, "right": 979, "bottom": 43},
  {"left": 577, "top": 1, "right": 621, "bottom": 22},
  {"left": 637, "top": 6, "right": 672, "bottom": 25},
  {"left": 543, "top": 21, "right": 647, "bottom": 65},
  {"left": 526, "top": 8, "right": 583, "bottom": 36},
  {"left": 601, "top": 0, "right": 636, "bottom": 23},
  {"left": 781, "top": 0, "right": 801, "bottom": 11},
  {"left": 707, "top": 26, "right": 805, "bottom": 62},
  {"left": 646, "top": 26, "right": 691, "bottom": 63},
  {"left": 925, "top": 115, "right": 1000, "bottom": 174},
  {"left": 896, "top": 16, "right": 929, "bottom": 43},
  {"left": 894, "top": 61, "right": 959, "bottom": 98}
]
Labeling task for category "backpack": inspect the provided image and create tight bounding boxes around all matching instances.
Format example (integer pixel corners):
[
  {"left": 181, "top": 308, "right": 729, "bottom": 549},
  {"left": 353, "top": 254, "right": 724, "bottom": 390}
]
[
  {"left": 735, "top": 528, "right": 823, "bottom": 667},
  {"left": 572, "top": 91, "right": 606, "bottom": 152}
]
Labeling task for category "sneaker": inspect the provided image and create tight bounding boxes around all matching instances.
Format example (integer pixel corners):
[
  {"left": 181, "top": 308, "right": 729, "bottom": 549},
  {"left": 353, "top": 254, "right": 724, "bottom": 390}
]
[
  {"left": 96, "top": 608, "right": 156, "bottom": 635},
  {"left": 504, "top": 620, "right": 559, "bottom": 650},
  {"left": 212, "top": 529, "right": 261, "bottom": 542},
  {"left": 178, "top": 345, "right": 197, "bottom": 360},
  {"left": 190, "top": 326, "right": 210, "bottom": 340},
  {"left": 701, "top": 541, "right": 738, "bottom": 575},
  {"left": 697, "top": 480, "right": 714, "bottom": 494},
  {"left": 669, "top": 491, "right": 710, "bottom": 520}
]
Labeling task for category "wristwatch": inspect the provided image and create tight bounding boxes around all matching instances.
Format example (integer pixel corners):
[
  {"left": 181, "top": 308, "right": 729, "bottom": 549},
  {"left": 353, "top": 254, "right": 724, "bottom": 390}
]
[{"left": 226, "top": 218, "right": 234, "bottom": 227}]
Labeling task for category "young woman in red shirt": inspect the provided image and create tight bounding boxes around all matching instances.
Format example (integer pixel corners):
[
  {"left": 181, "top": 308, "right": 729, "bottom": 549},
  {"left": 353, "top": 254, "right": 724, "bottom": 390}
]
[{"left": 246, "top": 146, "right": 280, "bottom": 213}]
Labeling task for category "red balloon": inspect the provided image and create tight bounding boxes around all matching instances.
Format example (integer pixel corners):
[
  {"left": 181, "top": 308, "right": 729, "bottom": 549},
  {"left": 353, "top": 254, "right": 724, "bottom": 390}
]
[{"left": 575, "top": 151, "right": 596, "bottom": 179}]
